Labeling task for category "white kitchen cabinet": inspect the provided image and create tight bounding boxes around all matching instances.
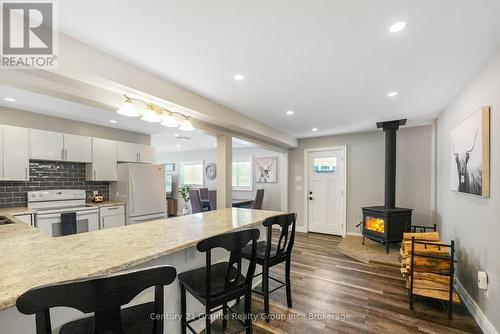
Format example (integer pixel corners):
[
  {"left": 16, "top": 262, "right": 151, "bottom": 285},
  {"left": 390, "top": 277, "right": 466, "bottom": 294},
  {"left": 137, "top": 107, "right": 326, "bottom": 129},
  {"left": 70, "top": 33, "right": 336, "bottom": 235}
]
[
  {"left": 117, "top": 142, "right": 155, "bottom": 163},
  {"left": 14, "top": 214, "right": 33, "bottom": 226},
  {"left": 3, "top": 126, "right": 29, "bottom": 181},
  {"left": 99, "top": 205, "right": 125, "bottom": 229},
  {"left": 138, "top": 145, "right": 155, "bottom": 163},
  {"left": 29, "top": 129, "right": 64, "bottom": 161},
  {"left": 86, "top": 138, "right": 117, "bottom": 181},
  {"left": 64, "top": 134, "right": 92, "bottom": 162},
  {"left": 116, "top": 141, "right": 138, "bottom": 162}
]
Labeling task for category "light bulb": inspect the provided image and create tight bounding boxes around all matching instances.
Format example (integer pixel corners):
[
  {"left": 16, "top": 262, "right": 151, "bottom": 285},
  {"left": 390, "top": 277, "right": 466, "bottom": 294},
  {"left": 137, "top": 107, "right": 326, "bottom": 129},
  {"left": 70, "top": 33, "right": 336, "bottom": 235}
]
[{"left": 179, "top": 118, "right": 195, "bottom": 131}]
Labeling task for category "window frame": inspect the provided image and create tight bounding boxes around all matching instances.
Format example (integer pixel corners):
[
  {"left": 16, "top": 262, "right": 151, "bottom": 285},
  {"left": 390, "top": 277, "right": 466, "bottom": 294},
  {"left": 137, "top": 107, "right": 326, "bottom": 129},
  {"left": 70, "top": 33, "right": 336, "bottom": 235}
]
[
  {"left": 179, "top": 160, "right": 205, "bottom": 187},
  {"left": 232, "top": 156, "right": 253, "bottom": 191}
]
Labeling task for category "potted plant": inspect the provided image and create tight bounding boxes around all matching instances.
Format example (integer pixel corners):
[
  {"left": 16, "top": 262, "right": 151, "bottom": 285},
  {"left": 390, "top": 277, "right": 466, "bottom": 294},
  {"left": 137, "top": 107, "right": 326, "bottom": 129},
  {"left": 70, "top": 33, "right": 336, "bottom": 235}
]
[{"left": 179, "top": 185, "right": 191, "bottom": 215}]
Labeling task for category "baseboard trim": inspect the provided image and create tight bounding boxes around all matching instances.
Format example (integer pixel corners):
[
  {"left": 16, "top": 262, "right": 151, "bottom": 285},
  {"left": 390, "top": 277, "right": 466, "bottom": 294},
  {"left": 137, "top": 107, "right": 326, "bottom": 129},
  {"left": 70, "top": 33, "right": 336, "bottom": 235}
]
[
  {"left": 346, "top": 232, "right": 362, "bottom": 237},
  {"left": 295, "top": 226, "right": 307, "bottom": 233},
  {"left": 455, "top": 280, "right": 498, "bottom": 334}
]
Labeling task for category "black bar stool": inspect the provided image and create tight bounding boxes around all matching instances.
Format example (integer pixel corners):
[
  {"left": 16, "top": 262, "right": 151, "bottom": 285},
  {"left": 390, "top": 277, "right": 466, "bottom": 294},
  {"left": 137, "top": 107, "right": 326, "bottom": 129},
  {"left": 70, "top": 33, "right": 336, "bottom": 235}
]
[
  {"left": 178, "top": 228, "right": 260, "bottom": 334},
  {"left": 16, "top": 265, "right": 177, "bottom": 334},
  {"left": 241, "top": 213, "right": 296, "bottom": 322}
]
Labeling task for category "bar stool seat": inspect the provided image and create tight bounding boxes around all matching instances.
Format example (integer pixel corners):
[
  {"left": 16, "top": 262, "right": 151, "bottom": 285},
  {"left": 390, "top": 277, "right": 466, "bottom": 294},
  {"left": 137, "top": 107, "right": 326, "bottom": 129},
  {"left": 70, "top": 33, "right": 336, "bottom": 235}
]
[
  {"left": 60, "top": 302, "right": 156, "bottom": 334},
  {"left": 242, "top": 241, "right": 278, "bottom": 261},
  {"left": 178, "top": 261, "right": 246, "bottom": 302}
]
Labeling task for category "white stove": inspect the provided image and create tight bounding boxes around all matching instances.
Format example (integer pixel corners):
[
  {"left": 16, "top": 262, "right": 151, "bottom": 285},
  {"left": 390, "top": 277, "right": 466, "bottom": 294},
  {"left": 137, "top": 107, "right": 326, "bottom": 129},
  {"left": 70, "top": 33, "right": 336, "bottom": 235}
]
[{"left": 28, "top": 190, "right": 99, "bottom": 237}]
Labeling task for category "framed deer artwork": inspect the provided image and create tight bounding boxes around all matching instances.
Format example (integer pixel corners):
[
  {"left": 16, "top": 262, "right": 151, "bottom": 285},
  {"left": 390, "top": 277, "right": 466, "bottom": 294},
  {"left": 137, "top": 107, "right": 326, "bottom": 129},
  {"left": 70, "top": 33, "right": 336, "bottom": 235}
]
[
  {"left": 450, "top": 106, "right": 490, "bottom": 197},
  {"left": 255, "top": 157, "right": 277, "bottom": 183}
]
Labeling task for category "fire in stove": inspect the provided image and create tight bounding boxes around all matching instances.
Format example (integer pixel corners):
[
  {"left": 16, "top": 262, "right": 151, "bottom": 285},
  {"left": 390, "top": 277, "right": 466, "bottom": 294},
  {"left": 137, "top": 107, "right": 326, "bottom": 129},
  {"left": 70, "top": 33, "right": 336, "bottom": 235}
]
[{"left": 365, "top": 216, "right": 384, "bottom": 233}]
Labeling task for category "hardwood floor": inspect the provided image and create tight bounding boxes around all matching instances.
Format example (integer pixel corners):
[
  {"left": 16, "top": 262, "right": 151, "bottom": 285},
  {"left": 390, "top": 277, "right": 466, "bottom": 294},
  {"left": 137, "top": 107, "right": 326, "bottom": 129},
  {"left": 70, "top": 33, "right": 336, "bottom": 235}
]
[{"left": 210, "top": 232, "right": 482, "bottom": 334}]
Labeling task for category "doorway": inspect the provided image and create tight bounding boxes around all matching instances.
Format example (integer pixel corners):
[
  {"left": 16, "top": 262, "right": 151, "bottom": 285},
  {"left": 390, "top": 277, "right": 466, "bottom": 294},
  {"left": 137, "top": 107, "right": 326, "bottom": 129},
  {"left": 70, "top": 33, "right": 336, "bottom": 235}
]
[{"left": 304, "top": 146, "right": 346, "bottom": 236}]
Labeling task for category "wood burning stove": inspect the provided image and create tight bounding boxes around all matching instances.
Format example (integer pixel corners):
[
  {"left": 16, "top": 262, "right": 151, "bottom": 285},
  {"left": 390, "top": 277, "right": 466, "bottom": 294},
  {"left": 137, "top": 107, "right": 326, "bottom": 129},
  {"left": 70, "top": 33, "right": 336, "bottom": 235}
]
[{"left": 362, "top": 119, "right": 412, "bottom": 253}]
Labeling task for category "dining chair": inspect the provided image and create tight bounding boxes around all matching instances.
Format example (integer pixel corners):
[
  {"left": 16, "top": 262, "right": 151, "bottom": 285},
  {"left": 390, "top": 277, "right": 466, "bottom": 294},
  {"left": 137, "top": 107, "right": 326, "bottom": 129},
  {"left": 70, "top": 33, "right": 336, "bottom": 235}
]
[
  {"left": 178, "top": 229, "right": 260, "bottom": 334},
  {"left": 251, "top": 189, "right": 264, "bottom": 210},
  {"left": 16, "top": 265, "right": 177, "bottom": 334},
  {"left": 208, "top": 190, "right": 217, "bottom": 211},
  {"left": 199, "top": 188, "right": 209, "bottom": 201},
  {"left": 189, "top": 189, "right": 203, "bottom": 214}
]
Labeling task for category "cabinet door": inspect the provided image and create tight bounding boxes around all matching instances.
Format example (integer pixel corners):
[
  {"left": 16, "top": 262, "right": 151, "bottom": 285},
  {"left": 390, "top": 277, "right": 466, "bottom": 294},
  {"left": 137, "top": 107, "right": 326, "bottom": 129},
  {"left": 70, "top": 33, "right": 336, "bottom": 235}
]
[
  {"left": 116, "top": 141, "right": 138, "bottom": 162},
  {"left": 102, "top": 214, "right": 125, "bottom": 229},
  {"left": 14, "top": 214, "right": 32, "bottom": 225},
  {"left": 138, "top": 145, "right": 155, "bottom": 163},
  {"left": 89, "top": 138, "right": 117, "bottom": 181},
  {"left": 64, "top": 134, "right": 92, "bottom": 162},
  {"left": 4, "top": 126, "right": 29, "bottom": 180},
  {"left": 29, "top": 129, "right": 64, "bottom": 161}
]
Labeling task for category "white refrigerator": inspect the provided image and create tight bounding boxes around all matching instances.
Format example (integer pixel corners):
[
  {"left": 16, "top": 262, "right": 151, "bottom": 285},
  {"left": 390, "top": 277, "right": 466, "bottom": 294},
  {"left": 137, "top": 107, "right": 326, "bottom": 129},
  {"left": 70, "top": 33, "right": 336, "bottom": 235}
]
[{"left": 110, "top": 163, "right": 166, "bottom": 225}]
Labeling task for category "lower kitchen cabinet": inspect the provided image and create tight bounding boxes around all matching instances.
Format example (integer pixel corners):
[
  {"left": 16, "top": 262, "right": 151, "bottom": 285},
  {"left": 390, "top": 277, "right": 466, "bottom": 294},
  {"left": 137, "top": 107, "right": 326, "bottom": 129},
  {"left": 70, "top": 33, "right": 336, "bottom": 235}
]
[{"left": 99, "top": 205, "right": 125, "bottom": 229}]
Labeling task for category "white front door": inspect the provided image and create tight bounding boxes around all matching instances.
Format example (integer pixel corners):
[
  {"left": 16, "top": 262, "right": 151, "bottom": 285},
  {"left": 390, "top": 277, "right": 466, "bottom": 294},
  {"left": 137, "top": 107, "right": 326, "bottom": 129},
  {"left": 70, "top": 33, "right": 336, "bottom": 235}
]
[{"left": 307, "top": 148, "right": 345, "bottom": 235}]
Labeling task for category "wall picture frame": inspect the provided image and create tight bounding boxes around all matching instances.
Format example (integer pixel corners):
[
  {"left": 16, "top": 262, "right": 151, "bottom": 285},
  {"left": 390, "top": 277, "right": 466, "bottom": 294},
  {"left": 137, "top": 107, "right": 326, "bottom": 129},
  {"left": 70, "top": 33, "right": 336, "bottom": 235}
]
[
  {"left": 450, "top": 106, "right": 490, "bottom": 197},
  {"left": 255, "top": 157, "right": 277, "bottom": 183}
]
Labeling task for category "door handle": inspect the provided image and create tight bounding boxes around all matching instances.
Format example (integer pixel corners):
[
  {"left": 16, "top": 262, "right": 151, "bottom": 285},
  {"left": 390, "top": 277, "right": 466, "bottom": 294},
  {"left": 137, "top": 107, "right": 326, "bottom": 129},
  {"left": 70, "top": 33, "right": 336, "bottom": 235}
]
[
  {"left": 309, "top": 191, "right": 312, "bottom": 195},
  {"left": 309, "top": 197, "right": 313, "bottom": 200}
]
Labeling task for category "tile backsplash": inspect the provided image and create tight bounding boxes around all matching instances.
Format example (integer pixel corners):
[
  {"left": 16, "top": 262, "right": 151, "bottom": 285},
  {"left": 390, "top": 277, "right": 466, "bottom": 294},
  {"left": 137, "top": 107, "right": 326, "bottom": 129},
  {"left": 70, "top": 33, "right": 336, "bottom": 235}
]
[{"left": 0, "top": 160, "right": 109, "bottom": 208}]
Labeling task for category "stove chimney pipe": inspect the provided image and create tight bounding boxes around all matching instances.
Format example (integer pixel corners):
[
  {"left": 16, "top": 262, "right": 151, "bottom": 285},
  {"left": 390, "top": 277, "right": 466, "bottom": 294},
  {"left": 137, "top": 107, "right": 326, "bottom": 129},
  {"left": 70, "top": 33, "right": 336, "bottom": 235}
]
[{"left": 376, "top": 119, "right": 406, "bottom": 209}]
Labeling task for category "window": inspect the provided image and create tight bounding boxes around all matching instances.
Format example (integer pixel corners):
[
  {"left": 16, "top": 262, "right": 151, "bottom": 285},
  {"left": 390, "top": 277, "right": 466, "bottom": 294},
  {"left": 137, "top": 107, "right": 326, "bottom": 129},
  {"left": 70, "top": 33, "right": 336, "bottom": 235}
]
[
  {"left": 314, "top": 157, "right": 337, "bottom": 174},
  {"left": 233, "top": 158, "right": 252, "bottom": 191},
  {"left": 180, "top": 161, "right": 204, "bottom": 186}
]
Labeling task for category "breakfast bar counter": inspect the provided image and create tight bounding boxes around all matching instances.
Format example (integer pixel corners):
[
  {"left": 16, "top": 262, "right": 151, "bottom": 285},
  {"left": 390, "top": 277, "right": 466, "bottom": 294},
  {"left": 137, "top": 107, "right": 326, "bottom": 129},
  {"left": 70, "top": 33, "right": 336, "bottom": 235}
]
[{"left": 0, "top": 208, "right": 282, "bottom": 333}]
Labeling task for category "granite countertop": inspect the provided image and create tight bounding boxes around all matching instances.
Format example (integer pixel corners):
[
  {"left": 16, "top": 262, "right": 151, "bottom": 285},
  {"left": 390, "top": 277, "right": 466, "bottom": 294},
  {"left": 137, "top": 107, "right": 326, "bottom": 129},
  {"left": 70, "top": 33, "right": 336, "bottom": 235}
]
[
  {"left": 0, "top": 208, "right": 282, "bottom": 311},
  {"left": 0, "top": 207, "right": 37, "bottom": 216},
  {"left": 86, "top": 201, "right": 125, "bottom": 208}
]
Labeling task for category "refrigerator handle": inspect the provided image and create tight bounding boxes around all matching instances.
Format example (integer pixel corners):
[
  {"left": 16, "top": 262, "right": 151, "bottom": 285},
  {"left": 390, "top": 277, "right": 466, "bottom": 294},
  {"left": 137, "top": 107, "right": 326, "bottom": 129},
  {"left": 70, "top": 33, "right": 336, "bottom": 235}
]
[{"left": 130, "top": 176, "right": 135, "bottom": 214}]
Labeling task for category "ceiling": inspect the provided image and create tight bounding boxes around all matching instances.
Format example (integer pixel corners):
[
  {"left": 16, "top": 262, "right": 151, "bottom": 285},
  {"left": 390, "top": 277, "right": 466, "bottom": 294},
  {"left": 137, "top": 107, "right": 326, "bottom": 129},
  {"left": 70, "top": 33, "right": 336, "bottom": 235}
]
[
  {"left": 55, "top": 0, "right": 500, "bottom": 138},
  {"left": 0, "top": 85, "right": 254, "bottom": 153}
]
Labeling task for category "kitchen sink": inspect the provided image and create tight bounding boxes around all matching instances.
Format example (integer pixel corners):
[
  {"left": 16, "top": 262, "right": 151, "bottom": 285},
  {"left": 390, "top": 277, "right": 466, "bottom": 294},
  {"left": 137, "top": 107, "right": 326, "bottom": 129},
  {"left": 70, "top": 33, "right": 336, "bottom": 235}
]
[{"left": 0, "top": 216, "right": 14, "bottom": 225}]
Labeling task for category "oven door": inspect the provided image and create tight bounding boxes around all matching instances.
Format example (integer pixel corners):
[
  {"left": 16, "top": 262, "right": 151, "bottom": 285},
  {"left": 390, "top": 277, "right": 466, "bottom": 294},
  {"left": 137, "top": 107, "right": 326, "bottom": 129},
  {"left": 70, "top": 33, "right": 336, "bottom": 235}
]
[{"left": 36, "top": 209, "right": 99, "bottom": 237}]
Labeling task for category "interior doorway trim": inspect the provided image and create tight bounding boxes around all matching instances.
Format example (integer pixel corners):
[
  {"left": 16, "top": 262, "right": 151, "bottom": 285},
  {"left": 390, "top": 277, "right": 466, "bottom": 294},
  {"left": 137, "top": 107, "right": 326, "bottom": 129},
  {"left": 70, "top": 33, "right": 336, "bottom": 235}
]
[{"left": 303, "top": 146, "right": 347, "bottom": 236}]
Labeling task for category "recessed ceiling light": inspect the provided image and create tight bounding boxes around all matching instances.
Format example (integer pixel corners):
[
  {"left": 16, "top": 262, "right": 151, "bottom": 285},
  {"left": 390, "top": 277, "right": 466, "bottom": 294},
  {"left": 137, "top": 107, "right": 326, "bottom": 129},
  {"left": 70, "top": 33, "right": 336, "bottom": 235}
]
[
  {"left": 233, "top": 74, "right": 245, "bottom": 81},
  {"left": 109, "top": 120, "right": 117, "bottom": 123},
  {"left": 174, "top": 133, "right": 180, "bottom": 137},
  {"left": 286, "top": 110, "right": 294, "bottom": 116},
  {"left": 387, "top": 91, "right": 398, "bottom": 97},
  {"left": 389, "top": 21, "right": 406, "bottom": 33},
  {"left": 176, "top": 144, "right": 181, "bottom": 148},
  {"left": 3, "top": 97, "right": 16, "bottom": 102},
  {"left": 312, "top": 128, "right": 318, "bottom": 132}
]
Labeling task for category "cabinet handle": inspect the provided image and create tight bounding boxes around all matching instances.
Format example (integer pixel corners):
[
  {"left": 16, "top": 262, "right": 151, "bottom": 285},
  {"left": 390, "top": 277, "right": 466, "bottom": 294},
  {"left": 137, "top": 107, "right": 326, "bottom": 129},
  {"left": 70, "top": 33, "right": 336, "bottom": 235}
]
[
  {"left": 107, "top": 207, "right": 119, "bottom": 210},
  {"left": 61, "top": 148, "right": 65, "bottom": 160},
  {"left": 25, "top": 168, "right": 28, "bottom": 180},
  {"left": 94, "top": 170, "right": 96, "bottom": 180},
  {"left": 65, "top": 149, "right": 68, "bottom": 160}
]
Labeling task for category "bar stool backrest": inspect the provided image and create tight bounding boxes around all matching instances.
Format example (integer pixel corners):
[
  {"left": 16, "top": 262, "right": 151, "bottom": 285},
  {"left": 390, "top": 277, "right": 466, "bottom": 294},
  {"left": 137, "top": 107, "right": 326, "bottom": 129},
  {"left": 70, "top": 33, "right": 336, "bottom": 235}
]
[
  {"left": 263, "top": 213, "right": 297, "bottom": 259},
  {"left": 16, "top": 266, "right": 177, "bottom": 334},
  {"left": 197, "top": 229, "right": 260, "bottom": 299}
]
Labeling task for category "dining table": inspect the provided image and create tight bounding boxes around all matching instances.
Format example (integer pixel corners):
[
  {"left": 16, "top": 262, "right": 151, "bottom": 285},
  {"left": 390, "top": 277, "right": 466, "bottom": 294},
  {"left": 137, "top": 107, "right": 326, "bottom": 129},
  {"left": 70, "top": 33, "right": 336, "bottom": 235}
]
[{"left": 231, "top": 198, "right": 255, "bottom": 208}]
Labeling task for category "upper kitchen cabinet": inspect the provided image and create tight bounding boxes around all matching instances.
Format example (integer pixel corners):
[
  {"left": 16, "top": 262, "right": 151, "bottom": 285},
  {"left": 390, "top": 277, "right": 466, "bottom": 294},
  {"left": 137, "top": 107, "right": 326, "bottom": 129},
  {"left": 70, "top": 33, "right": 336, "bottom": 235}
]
[
  {"left": 64, "top": 134, "right": 92, "bottom": 163},
  {"left": 29, "top": 129, "right": 92, "bottom": 163},
  {"left": 2, "top": 125, "right": 30, "bottom": 181},
  {"left": 117, "top": 141, "right": 155, "bottom": 163},
  {"left": 29, "top": 129, "right": 64, "bottom": 161},
  {"left": 138, "top": 144, "right": 155, "bottom": 163},
  {"left": 86, "top": 138, "right": 117, "bottom": 181}
]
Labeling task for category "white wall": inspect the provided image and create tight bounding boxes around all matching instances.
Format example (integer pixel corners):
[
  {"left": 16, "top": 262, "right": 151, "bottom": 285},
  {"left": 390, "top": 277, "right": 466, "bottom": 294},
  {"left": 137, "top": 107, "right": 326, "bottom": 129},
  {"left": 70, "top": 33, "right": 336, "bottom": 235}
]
[
  {"left": 157, "top": 147, "right": 287, "bottom": 212},
  {"left": 288, "top": 125, "right": 433, "bottom": 234},
  {"left": 436, "top": 51, "right": 500, "bottom": 334}
]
